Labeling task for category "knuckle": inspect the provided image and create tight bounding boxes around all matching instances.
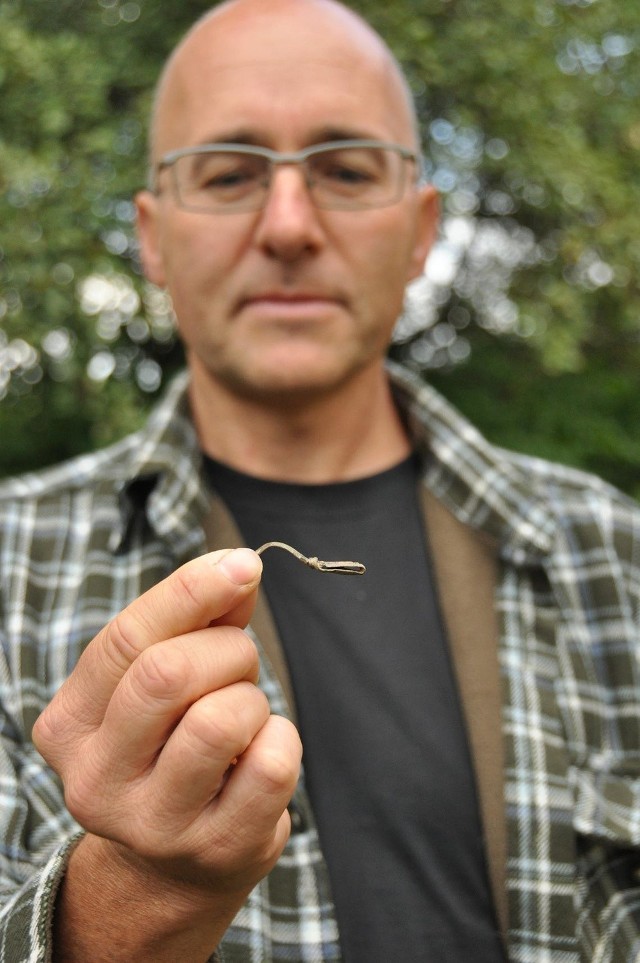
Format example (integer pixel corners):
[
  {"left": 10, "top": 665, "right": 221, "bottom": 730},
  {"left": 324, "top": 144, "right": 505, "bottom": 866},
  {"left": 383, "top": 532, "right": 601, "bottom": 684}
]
[
  {"left": 228, "top": 629, "right": 260, "bottom": 679},
  {"left": 182, "top": 682, "right": 270, "bottom": 760},
  {"left": 132, "top": 643, "right": 191, "bottom": 701},
  {"left": 205, "top": 625, "right": 259, "bottom": 680},
  {"left": 186, "top": 702, "right": 239, "bottom": 755},
  {"left": 171, "top": 563, "right": 206, "bottom": 610},
  {"left": 62, "top": 763, "right": 106, "bottom": 829},
  {"left": 31, "top": 707, "right": 55, "bottom": 760},
  {"left": 253, "top": 742, "right": 300, "bottom": 795},
  {"left": 31, "top": 687, "right": 79, "bottom": 764},
  {"left": 107, "top": 607, "right": 153, "bottom": 667}
]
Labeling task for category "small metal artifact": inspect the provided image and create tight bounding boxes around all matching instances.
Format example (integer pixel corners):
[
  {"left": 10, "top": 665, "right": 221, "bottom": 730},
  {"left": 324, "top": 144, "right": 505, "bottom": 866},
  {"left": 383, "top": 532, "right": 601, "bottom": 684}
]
[{"left": 255, "top": 541, "right": 366, "bottom": 575}]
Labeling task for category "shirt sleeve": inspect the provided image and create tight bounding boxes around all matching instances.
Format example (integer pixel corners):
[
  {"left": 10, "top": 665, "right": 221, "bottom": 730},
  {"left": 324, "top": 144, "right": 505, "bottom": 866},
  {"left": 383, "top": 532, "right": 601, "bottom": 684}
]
[
  {"left": 577, "top": 840, "right": 640, "bottom": 962},
  {"left": 0, "top": 833, "right": 82, "bottom": 963},
  {"left": 0, "top": 640, "right": 83, "bottom": 963}
]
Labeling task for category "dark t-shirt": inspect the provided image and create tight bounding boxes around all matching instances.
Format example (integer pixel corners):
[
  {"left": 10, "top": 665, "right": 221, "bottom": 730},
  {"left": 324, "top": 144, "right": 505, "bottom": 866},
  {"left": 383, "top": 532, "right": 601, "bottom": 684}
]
[{"left": 204, "top": 453, "right": 505, "bottom": 962}]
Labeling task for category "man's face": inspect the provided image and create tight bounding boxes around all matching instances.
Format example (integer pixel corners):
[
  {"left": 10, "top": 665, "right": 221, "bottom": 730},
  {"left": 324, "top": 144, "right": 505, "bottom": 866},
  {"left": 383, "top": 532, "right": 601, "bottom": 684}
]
[{"left": 136, "top": 3, "right": 438, "bottom": 404}]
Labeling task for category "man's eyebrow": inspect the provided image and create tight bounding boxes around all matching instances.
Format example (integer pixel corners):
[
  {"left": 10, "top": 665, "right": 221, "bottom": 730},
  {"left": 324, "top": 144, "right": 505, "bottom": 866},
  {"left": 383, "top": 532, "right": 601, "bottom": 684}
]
[
  {"left": 192, "top": 126, "right": 384, "bottom": 148},
  {"left": 309, "top": 126, "right": 381, "bottom": 144},
  {"left": 194, "top": 130, "right": 265, "bottom": 147}
]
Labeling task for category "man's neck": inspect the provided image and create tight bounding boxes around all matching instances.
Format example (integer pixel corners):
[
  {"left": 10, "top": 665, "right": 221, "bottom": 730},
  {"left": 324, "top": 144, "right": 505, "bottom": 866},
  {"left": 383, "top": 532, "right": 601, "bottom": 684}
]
[{"left": 188, "top": 362, "right": 411, "bottom": 484}]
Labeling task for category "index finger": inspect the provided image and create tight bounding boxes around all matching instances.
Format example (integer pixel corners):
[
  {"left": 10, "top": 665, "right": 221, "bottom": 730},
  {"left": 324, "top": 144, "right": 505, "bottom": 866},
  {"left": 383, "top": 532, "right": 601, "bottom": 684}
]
[{"left": 53, "top": 548, "right": 262, "bottom": 728}]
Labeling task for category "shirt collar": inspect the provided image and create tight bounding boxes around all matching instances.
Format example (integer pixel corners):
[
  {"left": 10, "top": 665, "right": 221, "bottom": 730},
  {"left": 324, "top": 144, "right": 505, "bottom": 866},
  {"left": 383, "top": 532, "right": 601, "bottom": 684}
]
[
  {"left": 111, "top": 370, "right": 209, "bottom": 559},
  {"left": 113, "top": 364, "right": 556, "bottom": 565},
  {"left": 388, "top": 362, "right": 556, "bottom": 564}
]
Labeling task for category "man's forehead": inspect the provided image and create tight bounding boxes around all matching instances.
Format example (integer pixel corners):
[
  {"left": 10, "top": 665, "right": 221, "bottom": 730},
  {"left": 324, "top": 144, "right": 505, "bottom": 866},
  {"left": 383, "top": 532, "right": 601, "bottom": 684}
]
[
  {"left": 176, "top": 0, "right": 391, "bottom": 60},
  {"left": 155, "top": 62, "right": 409, "bottom": 157},
  {"left": 164, "top": 8, "right": 394, "bottom": 98},
  {"left": 150, "top": 0, "right": 417, "bottom": 156}
]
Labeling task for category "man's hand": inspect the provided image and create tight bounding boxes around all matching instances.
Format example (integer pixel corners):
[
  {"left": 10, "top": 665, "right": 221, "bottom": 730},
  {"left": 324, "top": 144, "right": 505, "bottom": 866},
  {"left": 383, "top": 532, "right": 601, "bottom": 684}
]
[{"left": 32, "top": 548, "right": 302, "bottom": 961}]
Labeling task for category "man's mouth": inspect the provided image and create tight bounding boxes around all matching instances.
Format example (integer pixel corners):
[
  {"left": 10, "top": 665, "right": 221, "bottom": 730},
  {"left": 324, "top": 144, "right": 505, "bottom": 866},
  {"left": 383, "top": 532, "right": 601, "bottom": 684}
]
[{"left": 239, "top": 291, "right": 343, "bottom": 319}]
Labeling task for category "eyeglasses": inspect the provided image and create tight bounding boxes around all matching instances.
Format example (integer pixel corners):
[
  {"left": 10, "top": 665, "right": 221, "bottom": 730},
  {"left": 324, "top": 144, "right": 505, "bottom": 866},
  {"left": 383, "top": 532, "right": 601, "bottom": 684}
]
[{"left": 154, "top": 139, "right": 420, "bottom": 214}]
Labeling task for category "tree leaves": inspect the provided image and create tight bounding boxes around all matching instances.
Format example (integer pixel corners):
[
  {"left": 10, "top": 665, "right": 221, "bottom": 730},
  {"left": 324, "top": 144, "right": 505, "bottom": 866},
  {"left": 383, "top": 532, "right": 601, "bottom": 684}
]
[{"left": 1, "top": 0, "right": 639, "bottom": 497}]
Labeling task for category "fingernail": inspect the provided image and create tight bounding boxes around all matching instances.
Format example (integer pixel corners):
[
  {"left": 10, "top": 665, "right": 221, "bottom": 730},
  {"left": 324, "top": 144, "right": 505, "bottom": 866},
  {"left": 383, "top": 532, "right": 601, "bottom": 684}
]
[{"left": 213, "top": 548, "right": 262, "bottom": 585}]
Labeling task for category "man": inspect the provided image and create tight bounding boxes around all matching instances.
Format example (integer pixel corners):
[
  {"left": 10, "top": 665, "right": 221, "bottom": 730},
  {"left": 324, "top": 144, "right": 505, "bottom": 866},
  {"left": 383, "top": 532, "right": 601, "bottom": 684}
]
[{"left": 0, "top": 0, "right": 639, "bottom": 960}]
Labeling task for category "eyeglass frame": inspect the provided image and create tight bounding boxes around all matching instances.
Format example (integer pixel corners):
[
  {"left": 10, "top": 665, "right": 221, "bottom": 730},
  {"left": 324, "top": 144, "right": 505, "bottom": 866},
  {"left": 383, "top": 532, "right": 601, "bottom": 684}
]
[{"left": 152, "top": 138, "right": 423, "bottom": 213}]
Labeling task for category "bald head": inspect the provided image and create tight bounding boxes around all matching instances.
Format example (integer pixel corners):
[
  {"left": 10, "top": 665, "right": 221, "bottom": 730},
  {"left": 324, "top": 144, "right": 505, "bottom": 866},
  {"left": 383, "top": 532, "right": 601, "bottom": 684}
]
[
  {"left": 135, "top": 0, "right": 438, "bottom": 421},
  {"left": 149, "top": 0, "right": 420, "bottom": 165}
]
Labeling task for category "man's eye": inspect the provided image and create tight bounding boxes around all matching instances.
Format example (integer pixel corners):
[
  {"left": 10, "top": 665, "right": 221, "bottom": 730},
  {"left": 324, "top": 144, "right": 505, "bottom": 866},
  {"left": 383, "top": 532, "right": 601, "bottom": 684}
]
[
  {"left": 312, "top": 150, "right": 384, "bottom": 189},
  {"left": 201, "top": 166, "right": 259, "bottom": 189},
  {"left": 318, "top": 162, "right": 375, "bottom": 184},
  {"left": 331, "top": 165, "right": 373, "bottom": 183}
]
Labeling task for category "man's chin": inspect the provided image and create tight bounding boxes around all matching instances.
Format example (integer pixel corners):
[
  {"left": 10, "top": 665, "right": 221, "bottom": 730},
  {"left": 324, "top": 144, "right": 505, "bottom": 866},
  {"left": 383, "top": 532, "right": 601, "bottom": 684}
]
[{"left": 217, "top": 360, "right": 359, "bottom": 407}]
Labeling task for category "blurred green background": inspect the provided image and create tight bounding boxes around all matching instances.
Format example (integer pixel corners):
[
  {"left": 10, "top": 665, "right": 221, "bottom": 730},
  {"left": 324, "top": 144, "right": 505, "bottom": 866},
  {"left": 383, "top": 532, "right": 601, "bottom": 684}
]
[{"left": 1, "top": 0, "right": 639, "bottom": 497}]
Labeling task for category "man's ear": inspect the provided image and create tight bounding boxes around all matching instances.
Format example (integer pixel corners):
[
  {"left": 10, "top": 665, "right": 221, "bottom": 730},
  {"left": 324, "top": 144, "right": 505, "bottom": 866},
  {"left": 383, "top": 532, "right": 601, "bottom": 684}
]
[
  {"left": 135, "top": 190, "right": 166, "bottom": 287},
  {"left": 406, "top": 184, "right": 439, "bottom": 283}
]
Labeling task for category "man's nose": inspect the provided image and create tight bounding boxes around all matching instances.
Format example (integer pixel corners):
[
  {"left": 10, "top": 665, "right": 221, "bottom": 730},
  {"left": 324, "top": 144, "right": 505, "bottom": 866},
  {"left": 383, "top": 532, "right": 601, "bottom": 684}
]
[{"left": 253, "top": 165, "right": 325, "bottom": 260}]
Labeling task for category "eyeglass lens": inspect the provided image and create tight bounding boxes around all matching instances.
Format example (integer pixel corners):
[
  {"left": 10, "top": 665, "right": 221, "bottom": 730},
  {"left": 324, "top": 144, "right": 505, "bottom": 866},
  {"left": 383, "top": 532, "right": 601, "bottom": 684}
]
[{"left": 171, "top": 145, "right": 406, "bottom": 211}]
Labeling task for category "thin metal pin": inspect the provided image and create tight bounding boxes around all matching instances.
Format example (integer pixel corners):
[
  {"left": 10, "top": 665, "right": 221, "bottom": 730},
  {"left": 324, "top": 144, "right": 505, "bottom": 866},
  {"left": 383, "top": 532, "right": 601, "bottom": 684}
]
[{"left": 255, "top": 541, "right": 366, "bottom": 575}]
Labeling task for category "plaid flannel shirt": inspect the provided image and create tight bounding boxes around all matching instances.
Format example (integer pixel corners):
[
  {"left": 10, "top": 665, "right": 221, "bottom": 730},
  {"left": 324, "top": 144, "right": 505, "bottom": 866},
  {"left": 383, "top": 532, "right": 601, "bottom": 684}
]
[{"left": 0, "top": 364, "right": 639, "bottom": 962}]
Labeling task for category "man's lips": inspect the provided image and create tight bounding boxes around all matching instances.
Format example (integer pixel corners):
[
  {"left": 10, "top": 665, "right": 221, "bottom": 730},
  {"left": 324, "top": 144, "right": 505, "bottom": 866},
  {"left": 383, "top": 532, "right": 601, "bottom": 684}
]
[{"left": 237, "top": 292, "right": 344, "bottom": 319}]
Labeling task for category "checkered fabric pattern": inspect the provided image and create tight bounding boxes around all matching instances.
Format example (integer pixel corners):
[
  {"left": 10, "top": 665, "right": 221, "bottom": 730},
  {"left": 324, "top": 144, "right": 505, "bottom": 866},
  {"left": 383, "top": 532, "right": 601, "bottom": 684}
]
[{"left": 0, "top": 364, "right": 639, "bottom": 961}]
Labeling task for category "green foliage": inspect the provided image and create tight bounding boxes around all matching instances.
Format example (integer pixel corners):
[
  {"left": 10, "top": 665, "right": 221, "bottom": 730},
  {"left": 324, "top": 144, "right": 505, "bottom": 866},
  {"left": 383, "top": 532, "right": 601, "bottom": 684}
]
[
  {"left": 1, "top": 0, "right": 639, "bottom": 498},
  {"left": 428, "top": 330, "right": 640, "bottom": 501}
]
